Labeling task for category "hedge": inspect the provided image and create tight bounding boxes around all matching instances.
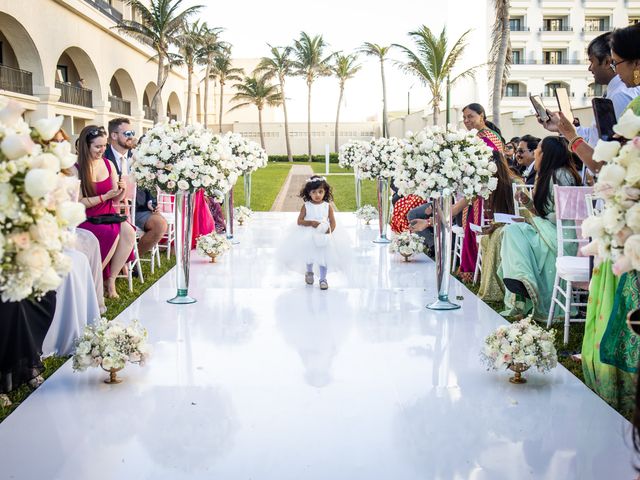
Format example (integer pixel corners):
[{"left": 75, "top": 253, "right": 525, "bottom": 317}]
[{"left": 268, "top": 154, "right": 339, "bottom": 163}]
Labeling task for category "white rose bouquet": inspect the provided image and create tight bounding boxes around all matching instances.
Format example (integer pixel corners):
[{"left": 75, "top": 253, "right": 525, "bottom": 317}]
[
  {"left": 389, "top": 231, "right": 425, "bottom": 261},
  {"left": 338, "top": 140, "right": 369, "bottom": 170},
  {"left": 196, "top": 232, "right": 231, "bottom": 261},
  {"left": 72, "top": 318, "right": 151, "bottom": 374},
  {"left": 355, "top": 204, "right": 378, "bottom": 224},
  {"left": 0, "top": 100, "right": 85, "bottom": 302},
  {"left": 581, "top": 109, "right": 640, "bottom": 275},
  {"left": 353, "top": 137, "right": 405, "bottom": 180},
  {"left": 220, "top": 132, "right": 268, "bottom": 175},
  {"left": 132, "top": 121, "right": 239, "bottom": 196},
  {"left": 394, "top": 125, "right": 497, "bottom": 200},
  {"left": 481, "top": 316, "right": 558, "bottom": 374},
  {"left": 233, "top": 206, "right": 252, "bottom": 225}
]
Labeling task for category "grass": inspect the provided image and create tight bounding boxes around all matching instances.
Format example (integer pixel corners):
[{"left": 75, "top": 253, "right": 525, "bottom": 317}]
[
  {"left": 0, "top": 253, "right": 176, "bottom": 425},
  {"left": 232, "top": 162, "right": 292, "bottom": 211}
]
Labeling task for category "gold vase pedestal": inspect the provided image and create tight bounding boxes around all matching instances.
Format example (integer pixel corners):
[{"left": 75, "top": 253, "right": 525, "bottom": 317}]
[
  {"left": 103, "top": 367, "right": 123, "bottom": 384},
  {"left": 208, "top": 254, "right": 217, "bottom": 263},
  {"left": 401, "top": 253, "right": 412, "bottom": 262},
  {"left": 508, "top": 363, "right": 530, "bottom": 384}
]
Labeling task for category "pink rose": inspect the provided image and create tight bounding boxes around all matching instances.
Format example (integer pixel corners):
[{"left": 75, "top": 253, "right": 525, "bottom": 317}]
[{"left": 9, "top": 232, "right": 31, "bottom": 249}]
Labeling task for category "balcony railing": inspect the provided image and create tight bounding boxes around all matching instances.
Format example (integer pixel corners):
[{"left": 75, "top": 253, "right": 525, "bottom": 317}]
[
  {"left": 583, "top": 25, "right": 611, "bottom": 32},
  {"left": 143, "top": 105, "right": 157, "bottom": 120},
  {"left": 56, "top": 81, "right": 93, "bottom": 108},
  {"left": 0, "top": 64, "right": 33, "bottom": 96},
  {"left": 513, "top": 59, "right": 585, "bottom": 65},
  {"left": 109, "top": 95, "right": 131, "bottom": 116},
  {"left": 83, "top": 0, "right": 123, "bottom": 22},
  {"left": 540, "top": 26, "right": 573, "bottom": 32},
  {"left": 510, "top": 26, "right": 530, "bottom": 32},
  {"left": 505, "top": 91, "right": 527, "bottom": 98}
]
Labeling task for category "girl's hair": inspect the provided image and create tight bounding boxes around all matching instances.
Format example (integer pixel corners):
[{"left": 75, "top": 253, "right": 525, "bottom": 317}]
[
  {"left": 299, "top": 175, "right": 333, "bottom": 202},
  {"left": 77, "top": 125, "right": 107, "bottom": 197},
  {"left": 533, "top": 136, "right": 582, "bottom": 217},
  {"left": 463, "top": 103, "right": 504, "bottom": 143},
  {"left": 487, "top": 151, "right": 516, "bottom": 215},
  {"left": 610, "top": 24, "right": 640, "bottom": 61}
]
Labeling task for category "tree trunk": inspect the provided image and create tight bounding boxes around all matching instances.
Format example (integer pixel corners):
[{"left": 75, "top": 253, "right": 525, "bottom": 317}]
[
  {"left": 152, "top": 52, "right": 164, "bottom": 124},
  {"left": 433, "top": 103, "right": 439, "bottom": 126},
  {"left": 492, "top": 9, "right": 510, "bottom": 129},
  {"left": 219, "top": 80, "right": 224, "bottom": 133},
  {"left": 185, "top": 64, "right": 193, "bottom": 126},
  {"left": 280, "top": 75, "right": 293, "bottom": 162},
  {"left": 258, "top": 107, "right": 265, "bottom": 150},
  {"left": 204, "top": 63, "right": 210, "bottom": 129},
  {"left": 307, "top": 80, "right": 312, "bottom": 161},
  {"left": 380, "top": 59, "right": 389, "bottom": 138},
  {"left": 334, "top": 83, "right": 344, "bottom": 152}
]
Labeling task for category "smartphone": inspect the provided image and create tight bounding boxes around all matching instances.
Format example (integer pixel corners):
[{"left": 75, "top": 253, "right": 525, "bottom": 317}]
[
  {"left": 554, "top": 87, "right": 574, "bottom": 123},
  {"left": 529, "top": 95, "right": 550, "bottom": 122},
  {"left": 592, "top": 98, "right": 617, "bottom": 141}
]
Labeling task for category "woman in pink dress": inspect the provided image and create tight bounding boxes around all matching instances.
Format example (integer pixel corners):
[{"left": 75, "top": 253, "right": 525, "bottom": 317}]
[
  {"left": 76, "top": 126, "right": 135, "bottom": 298},
  {"left": 190, "top": 189, "right": 216, "bottom": 248}
]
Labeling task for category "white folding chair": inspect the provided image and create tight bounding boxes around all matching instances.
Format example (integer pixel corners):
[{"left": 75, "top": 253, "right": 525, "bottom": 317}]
[
  {"left": 115, "top": 178, "right": 144, "bottom": 291},
  {"left": 452, "top": 225, "right": 464, "bottom": 271},
  {"left": 157, "top": 189, "right": 176, "bottom": 259},
  {"left": 547, "top": 186, "right": 593, "bottom": 344},
  {"left": 512, "top": 183, "right": 534, "bottom": 216}
]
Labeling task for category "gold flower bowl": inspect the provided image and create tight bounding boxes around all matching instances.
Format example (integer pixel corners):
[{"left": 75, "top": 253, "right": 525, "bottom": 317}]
[{"left": 508, "top": 363, "right": 530, "bottom": 384}]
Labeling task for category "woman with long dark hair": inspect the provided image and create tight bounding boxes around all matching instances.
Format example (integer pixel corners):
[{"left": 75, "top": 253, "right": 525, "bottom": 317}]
[
  {"left": 457, "top": 103, "right": 505, "bottom": 281},
  {"left": 75, "top": 125, "right": 135, "bottom": 299},
  {"left": 499, "top": 136, "right": 581, "bottom": 320},
  {"left": 476, "top": 151, "right": 521, "bottom": 302}
]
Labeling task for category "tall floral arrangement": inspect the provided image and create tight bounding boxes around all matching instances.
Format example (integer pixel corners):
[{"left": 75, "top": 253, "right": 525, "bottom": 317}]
[
  {"left": 219, "top": 132, "right": 268, "bottom": 175},
  {"left": 338, "top": 140, "right": 369, "bottom": 169},
  {"left": 353, "top": 137, "right": 405, "bottom": 180},
  {"left": 132, "top": 121, "right": 238, "bottom": 196},
  {"left": 394, "top": 125, "right": 497, "bottom": 199},
  {"left": 0, "top": 100, "right": 85, "bottom": 302},
  {"left": 581, "top": 109, "right": 640, "bottom": 275}
]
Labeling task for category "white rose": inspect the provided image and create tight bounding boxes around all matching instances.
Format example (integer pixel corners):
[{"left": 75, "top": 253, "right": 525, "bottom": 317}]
[
  {"left": 35, "top": 266, "right": 62, "bottom": 293},
  {"left": 16, "top": 244, "right": 51, "bottom": 276},
  {"left": 33, "top": 116, "right": 64, "bottom": 141},
  {"left": 624, "top": 234, "right": 640, "bottom": 270},
  {"left": 50, "top": 141, "right": 77, "bottom": 169},
  {"left": 581, "top": 215, "right": 605, "bottom": 239},
  {"left": 57, "top": 201, "right": 86, "bottom": 227},
  {"left": 593, "top": 140, "right": 622, "bottom": 162},
  {"left": 597, "top": 164, "right": 626, "bottom": 187},
  {"left": 613, "top": 109, "right": 640, "bottom": 140},
  {"left": 32, "top": 152, "right": 61, "bottom": 171},
  {"left": 1, "top": 134, "right": 35, "bottom": 160},
  {"left": 627, "top": 161, "right": 640, "bottom": 186},
  {"left": 24, "top": 168, "right": 57, "bottom": 198},
  {"left": 0, "top": 100, "right": 25, "bottom": 127},
  {"left": 177, "top": 179, "right": 190, "bottom": 191}
]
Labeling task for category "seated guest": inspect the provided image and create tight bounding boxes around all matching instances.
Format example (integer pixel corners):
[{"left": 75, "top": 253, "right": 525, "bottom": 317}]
[
  {"left": 75, "top": 126, "right": 135, "bottom": 299},
  {"left": 207, "top": 195, "right": 227, "bottom": 234},
  {"left": 135, "top": 188, "right": 167, "bottom": 256},
  {"left": 500, "top": 136, "right": 581, "bottom": 320},
  {"left": 477, "top": 151, "right": 522, "bottom": 302},
  {"left": 391, "top": 194, "right": 427, "bottom": 234},
  {"left": 505, "top": 137, "right": 520, "bottom": 173},
  {"left": 516, "top": 135, "right": 540, "bottom": 185}
]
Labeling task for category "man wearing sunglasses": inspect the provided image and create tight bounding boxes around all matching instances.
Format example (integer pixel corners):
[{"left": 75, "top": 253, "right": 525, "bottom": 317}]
[
  {"left": 516, "top": 135, "right": 540, "bottom": 186},
  {"left": 105, "top": 117, "right": 136, "bottom": 175}
]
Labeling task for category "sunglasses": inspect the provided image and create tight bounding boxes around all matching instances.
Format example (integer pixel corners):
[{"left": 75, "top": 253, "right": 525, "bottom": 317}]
[
  {"left": 610, "top": 59, "right": 628, "bottom": 72},
  {"left": 87, "top": 127, "right": 106, "bottom": 138},
  {"left": 121, "top": 130, "right": 136, "bottom": 138},
  {"left": 516, "top": 148, "right": 528, "bottom": 154}
]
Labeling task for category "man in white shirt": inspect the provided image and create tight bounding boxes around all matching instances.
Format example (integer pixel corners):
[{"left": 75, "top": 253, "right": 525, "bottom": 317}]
[
  {"left": 105, "top": 117, "right": 135, "bottom": 175},
  {"left": 577, "top": 32, "right": 640, "bottom": 146}
]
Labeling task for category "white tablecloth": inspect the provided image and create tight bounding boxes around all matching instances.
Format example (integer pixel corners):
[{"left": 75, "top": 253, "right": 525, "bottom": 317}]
[
  {"left": 42, "top": 249, "right": 101, "bottom": 357},
  {"left": 73, "top": 228, "right": 105, "bottom": 314}
]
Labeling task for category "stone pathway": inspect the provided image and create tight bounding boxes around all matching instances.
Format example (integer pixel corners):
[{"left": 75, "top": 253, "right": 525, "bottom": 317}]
[{"left": 270, "top": 164, "right": 314, "bottom": 212}]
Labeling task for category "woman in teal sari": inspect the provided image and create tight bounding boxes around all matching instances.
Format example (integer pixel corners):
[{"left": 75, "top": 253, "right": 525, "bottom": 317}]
[{"left": 499, "top": 136, "right": 582, "bottom": 321}]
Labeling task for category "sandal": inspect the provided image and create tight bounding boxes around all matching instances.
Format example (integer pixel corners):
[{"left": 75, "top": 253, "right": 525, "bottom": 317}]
[
  {"left": 319, "top": 279, "right": 328, "bottom": 290},
  {"left": 305, "top": 272, "right": 314, "bottom": 285}
]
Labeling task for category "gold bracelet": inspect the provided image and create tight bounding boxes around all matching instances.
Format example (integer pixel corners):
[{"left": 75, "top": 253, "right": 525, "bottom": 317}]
[{"left": 569, "top": 136, "right": 583, "bottom": 149}]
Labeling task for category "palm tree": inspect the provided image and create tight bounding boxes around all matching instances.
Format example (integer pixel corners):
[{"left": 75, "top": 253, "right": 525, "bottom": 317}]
[
  {"left": 117, "top": 0, "right": 202, "bottom": 123},
  {"left": 331, "top": 54, "right": 361, "bottom": 152},
  {"left": 229, "top": 74, "right": 283, "bottom": 149},
  {"left": 174, "top": 19, "right": 207, "bottom": 125},
  {"left": 291, "top": 32, "right": 334, "bottom": 160},
  {"left": 489, "top": 0, "right": 511, "bottom": 129},
  {"left": 256, "top": 45, "right": 294, "bottom": 162},
  {"left": 211, "top": 52, "right": 244, "bottom": 133},
  {"left": 394, "top": 26, "right": 478, "bottom": 125},
  {"left": 359, "top": 43, "right": 392, "bottom": 137},
  {"left": 198, "top": 26, "right": 226, "bottom": 129}
]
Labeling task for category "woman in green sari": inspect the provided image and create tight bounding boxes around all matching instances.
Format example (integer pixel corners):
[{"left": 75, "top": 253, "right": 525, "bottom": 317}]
[
  {"left": 552, "top": 24, "right": 640, "bottom": 416},
  {"left": 499, "top": 136, "right": 582, "bottom": 321}
]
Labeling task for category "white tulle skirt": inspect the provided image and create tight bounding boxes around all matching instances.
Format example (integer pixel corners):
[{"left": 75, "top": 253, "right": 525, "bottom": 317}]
[{"left": 277, "top": 224, "right": 352, "bottom": 273}]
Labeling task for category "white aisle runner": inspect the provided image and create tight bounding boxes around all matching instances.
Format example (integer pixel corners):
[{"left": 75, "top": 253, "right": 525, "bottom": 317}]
[{"left": 0, "top": 212, "right": 635, "bottom": 479}]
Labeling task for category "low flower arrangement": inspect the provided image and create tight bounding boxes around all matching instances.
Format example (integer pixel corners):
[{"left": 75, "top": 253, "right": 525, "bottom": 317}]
[
  {"left": 355, "top": 204, "right": 378, "bottom": 225},
  {"left": 233, "top": 206, "right": 252, "bottom": 225},
  {"left": 390, "top": 231, "right": 425, "bottom": 261},
  {"left": 481, "top": 316, "right": 558, "bottom": 383},
  {"left": 0, "top": 100, "right": 86, "bottom": 302},
  {"left": 394, "top": 125, "right": 497, "bottom": 200},
  {"left": 338, "top": 140, "right": 369, "bottom": 170},
  {"left": 581, "top": 109, "right": 640, "bottom": 274},
  {"left": 196, "top": 232, "right": 231, "bottom": 262},
  {"left": 132, "top": 121, "right": 238, "bottom": 197},
  {"left": 72, "top": 318, "right": 150, "bottom": 383},
  {"left": 220, "top": 132, "right": 268, "bottom": 175},
  {"left": 353, "top": 137, "right": 405, "bottom": 180}
]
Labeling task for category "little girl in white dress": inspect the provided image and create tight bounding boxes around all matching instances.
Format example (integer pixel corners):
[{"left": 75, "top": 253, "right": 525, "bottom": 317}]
[{"left": 278, "top": 176, "right": 350, "bottom": 290}]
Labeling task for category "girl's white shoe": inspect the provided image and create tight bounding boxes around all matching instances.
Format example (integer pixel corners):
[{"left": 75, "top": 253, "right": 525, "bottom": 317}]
[
  {"left": 319, "top": 279, "right": 328, "bottom": 290},
  {"left": 305, "top": 272, "right": 314, "bottom": 285}
]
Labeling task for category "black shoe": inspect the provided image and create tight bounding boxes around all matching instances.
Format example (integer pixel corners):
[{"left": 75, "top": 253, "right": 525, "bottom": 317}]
[
  {"left": 503, "top": 278, "right": 530, "bottom": 298},
  {"left": 132, "top": 267, "right": 139, "bottom": 278}
]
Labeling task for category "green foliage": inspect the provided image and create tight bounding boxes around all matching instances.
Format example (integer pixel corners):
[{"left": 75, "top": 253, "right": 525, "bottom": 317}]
[{"left": 268, "top": 154, "right": 339, "bottom": 163}]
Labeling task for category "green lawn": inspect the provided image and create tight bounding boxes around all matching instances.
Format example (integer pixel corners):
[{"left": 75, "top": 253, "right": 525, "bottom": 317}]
[
  {"left": 325, "top": 175, "right": 377, "bottom": 211},
  {"left": 0, "top": 253, "right": 176, "bottom": 425},
  {"left": 232, "top": 162, "right": 292, "bottom": 211}
]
